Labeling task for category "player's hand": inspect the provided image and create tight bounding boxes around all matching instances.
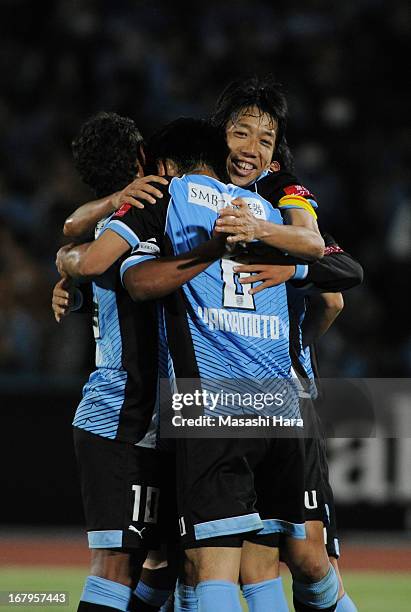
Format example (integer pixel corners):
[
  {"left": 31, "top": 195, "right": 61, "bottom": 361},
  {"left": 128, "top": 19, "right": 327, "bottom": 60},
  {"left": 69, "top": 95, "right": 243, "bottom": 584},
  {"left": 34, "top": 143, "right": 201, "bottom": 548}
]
[
  {"left": 214, "top": 198, "right": 261, "bottom": 244},
  {"left": 52, "top": 278, "right": 74, "bottom": 322},
  {"left": 232, "top": 264, "right": 296, "bottom": 295},
  {"left": 212, "top": 223, "right": 229, "bottom": 242},
  {"left": 55, "top": 244, "right": 75, "bottom": 277},
  {"left": 111, "top": 176, "right": 169, "bottom": 210}
]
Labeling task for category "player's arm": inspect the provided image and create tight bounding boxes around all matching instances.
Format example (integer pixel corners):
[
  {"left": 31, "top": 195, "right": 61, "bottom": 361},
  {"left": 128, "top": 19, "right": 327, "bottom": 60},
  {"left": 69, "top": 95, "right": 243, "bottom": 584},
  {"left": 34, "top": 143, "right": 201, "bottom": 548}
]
[
  {"left": 233, "top": 234, "right": 363, "bottom": 295},
  {"left": 56, "top": 187, "right": 172, "bottom": 278},
  {"left": 56, "top": 230, "right": 131, "bottom": 279},
  {"left": 301, "top": 292, "right": 344, "bottom": 347},
  {"left": 52, "top": 278, "right": 92, "bottom": 322},
  {"left": 123, "top": 235, "right": 227, "bottom": 302},
  {"left": 63, "top": 176, "right": 169, "bottom": 239},
  {"left": 63, "top": 196, "right": 117, "bottom": 239},
  {"left": 215, "top": 199, "right": 324, "bottom": 261},
  {"left": 291, "top": 233, "right": 364, "bottom": 293},
  {"left": 256, "top": 171, "right": 325, "bottom": 259},
  {"left": 98, "top": 192, "right": 227, "bottom": 302}
]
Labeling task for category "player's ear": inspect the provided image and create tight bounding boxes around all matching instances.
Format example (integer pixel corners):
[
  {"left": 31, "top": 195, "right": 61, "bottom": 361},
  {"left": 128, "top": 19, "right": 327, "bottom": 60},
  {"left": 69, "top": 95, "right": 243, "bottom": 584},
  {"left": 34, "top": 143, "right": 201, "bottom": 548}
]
[
  {"left": 136, "top": 160, "right": 145, "bottom": 178},
  {"left": 139, "top": 144, "right": 146, "bottom": 165},
  {"left": 269, "top": 160, "right": 281, "bottom": 172},
  {"left": 165, "top": 159, "right": 179, "bottom": 177},
  {"left": 135, "top": 144, "right": 146, "bottom": 178}
]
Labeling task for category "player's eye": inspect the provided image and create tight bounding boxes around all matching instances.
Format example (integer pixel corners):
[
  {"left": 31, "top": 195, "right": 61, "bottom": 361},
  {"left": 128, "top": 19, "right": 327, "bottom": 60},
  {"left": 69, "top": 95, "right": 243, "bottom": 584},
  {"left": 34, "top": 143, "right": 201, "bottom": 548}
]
[
  {"left": 234, "top": 131, "right": 247, "bottom": 137},
  {"left": 261, "top": 139, "right": 273, "bottom": 147}
]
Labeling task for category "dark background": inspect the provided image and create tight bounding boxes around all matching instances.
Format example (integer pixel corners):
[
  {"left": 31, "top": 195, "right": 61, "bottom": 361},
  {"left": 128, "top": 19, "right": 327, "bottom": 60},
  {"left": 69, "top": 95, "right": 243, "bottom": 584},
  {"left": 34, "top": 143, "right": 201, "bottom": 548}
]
[{"left": 1, "top": 0, "right": 410, "bottom": 532}]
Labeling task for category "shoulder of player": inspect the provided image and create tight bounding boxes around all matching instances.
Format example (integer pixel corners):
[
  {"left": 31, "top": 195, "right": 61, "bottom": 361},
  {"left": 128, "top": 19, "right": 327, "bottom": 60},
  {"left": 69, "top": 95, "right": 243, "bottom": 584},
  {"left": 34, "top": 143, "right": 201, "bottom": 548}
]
[
  {"left": 171, "top": 173, "right": 226, "bottom": 189},
  {"left": 169, "top": 173, "right": 231, "bottom": 208},
  {"left": 232, "top": 185, "right": 260, "bottom": 203},
  {"left": 255, "top": 169, "right": 298, "bottom": 194},
  {"left": 232, "top": 186, "right": 280, "bottom": 221},
  {"left": 111, "top": 185, "right": 171, "bottom": 222},
  {"left": 256, "top": 170, "right": 316, "bottom": 207}
]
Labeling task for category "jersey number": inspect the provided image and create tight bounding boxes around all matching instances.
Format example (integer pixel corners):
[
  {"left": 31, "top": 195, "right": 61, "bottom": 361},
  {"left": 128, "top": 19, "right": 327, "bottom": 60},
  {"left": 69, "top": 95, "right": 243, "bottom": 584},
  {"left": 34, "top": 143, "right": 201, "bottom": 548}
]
[
  {"left": 92, "top": 299, "right": 101, "bottom": 340},
  {"left": 132, "top": 485, "right": 160, "bottom": 524},
  {"left": 304, "top": 489, "right": 318, "bottom": 510},
  {"left": 221, "top": 258, "right": 255, "bottom": 310}
]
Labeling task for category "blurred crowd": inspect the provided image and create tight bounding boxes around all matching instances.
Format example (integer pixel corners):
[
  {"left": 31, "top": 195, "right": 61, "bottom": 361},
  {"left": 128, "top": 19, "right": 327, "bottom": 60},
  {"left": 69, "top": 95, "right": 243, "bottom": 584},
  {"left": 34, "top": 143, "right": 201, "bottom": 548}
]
[{"left": 0, "top": 0, "right": 410, "bottom": 379}]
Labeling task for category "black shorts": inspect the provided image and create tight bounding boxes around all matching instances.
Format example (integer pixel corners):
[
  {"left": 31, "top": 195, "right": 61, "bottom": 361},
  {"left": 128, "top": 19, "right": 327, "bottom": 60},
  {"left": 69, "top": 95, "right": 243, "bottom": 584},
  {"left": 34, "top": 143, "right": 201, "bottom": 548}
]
[
  {"left": 73, "top": 427, "right": 177, "bottom": 551},
  {"left": 301, "top": 399, "right": 329, "bottom": 523},
  {"left": 321, "top": 457, "right": 340, "bottom": 559},
  {"left": 176, "top": 436, "right": 305, "bottom": 549},
  {"left": 303, "top": 435, "right": 329, "bottom": 523},
  {"left": 300, "top": 399, "right": 340, "bottom": 555}
]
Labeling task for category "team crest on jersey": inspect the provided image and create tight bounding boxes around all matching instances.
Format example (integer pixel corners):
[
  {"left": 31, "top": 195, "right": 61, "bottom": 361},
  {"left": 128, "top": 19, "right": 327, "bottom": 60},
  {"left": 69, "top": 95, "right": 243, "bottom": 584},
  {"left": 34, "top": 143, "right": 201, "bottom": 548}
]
[
  {"left": 242, "top": 198, "right": 267, "bottom": 220},
  {"left": 284, "top": 184, "right": 311, "bottom": 198},
  {"left": 114, "top": 203, "right": 132, "bottom": 217}
]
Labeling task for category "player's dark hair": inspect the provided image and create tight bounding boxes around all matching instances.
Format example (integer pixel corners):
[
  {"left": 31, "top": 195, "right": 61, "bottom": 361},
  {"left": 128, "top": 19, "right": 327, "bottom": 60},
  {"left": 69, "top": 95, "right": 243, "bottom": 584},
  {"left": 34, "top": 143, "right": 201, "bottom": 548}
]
[
  {"left": 276, "top": 137, "right": 295, "bottom": 173},
  {"left": 146, "top": 118, "right": 229, "bottom": 181},
  {"left": 211, "top": 75, "right": 288, "bottom": 161},
  {"left": 72, "top": 112, "right": 144, "bottom": 197}
]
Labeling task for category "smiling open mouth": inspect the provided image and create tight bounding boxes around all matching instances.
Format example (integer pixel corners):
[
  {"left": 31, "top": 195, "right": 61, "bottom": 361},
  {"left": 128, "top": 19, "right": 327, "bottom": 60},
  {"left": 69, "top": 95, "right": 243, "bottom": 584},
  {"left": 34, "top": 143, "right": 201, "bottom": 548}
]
[{"left": 232, "top": 159, "right": 257, "bottom": 176}]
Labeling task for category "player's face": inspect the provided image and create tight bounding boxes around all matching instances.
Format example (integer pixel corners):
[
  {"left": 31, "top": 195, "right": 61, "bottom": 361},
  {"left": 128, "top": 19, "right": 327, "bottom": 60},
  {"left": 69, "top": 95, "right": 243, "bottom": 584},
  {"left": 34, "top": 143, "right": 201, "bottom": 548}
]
[{"left": 226, "top": 106, "right": 277, "bottom": 187}]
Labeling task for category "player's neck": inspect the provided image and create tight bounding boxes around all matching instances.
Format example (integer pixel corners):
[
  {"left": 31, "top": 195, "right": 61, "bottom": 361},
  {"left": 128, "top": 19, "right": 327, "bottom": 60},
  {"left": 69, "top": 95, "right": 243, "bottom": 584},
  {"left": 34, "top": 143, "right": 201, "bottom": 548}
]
[{"left": 188, "top": 166, "right": 219, "bottom": 180}]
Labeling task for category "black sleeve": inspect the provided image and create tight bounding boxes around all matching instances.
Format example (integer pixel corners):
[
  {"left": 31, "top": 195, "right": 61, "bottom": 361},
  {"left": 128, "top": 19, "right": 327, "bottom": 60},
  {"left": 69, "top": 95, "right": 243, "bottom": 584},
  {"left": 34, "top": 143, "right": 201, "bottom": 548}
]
[
  {"left": 291, "top": 233, "right": 364, "bottom": 293},
  {"left": 253, "top": 170, "right": 318, "bottom": 208},
  {"left": 70, "top": 282, "right": 93, "bottom": 314},
  {"left": 106, "top": 181, "right": 170, "bottom": 251},
  {"left": 237, "top": 241, "right": 308, "bottom": 265}
]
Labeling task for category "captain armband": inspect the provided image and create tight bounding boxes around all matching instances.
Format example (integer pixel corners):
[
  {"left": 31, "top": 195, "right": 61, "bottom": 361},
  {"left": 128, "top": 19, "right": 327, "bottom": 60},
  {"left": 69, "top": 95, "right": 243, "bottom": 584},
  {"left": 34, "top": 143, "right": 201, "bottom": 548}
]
[{"left": 278, "top": 195, "right": 318, "bottom": 220}]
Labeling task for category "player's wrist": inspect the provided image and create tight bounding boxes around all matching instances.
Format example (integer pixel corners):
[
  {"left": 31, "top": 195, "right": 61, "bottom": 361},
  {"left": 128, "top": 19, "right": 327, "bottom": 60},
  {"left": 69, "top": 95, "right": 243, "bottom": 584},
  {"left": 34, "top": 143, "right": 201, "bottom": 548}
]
[
  {"left": 110, "top": 192, "right": 122, "bottom": 211},
  {"left": 254, "top": 219, "right": 271, "bottom": 241}
]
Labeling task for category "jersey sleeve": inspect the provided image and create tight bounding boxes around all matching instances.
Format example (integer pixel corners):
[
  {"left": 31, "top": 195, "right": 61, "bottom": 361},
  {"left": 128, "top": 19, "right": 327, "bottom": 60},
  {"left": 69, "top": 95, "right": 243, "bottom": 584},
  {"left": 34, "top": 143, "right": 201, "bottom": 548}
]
[
  {"left": 291, "top": 233, "right": 364, "bottom": 293},
  {"left": 119, "top": 239, "right": 162, "bottom": 285},
  {"left": 102, "top": 186, "right": 170, "bottom": 286},
  {"left": 70, "top": 282, "right": 93, "bottom": 314},
  {"left": 103, "top": 203, "right": 141, "bottom": 248},
  {"left": 103, "top": 182, "right": 170, "bottom": 248},
  {"left": 256, "top": 170, "right": 318, "bottom": 219}
]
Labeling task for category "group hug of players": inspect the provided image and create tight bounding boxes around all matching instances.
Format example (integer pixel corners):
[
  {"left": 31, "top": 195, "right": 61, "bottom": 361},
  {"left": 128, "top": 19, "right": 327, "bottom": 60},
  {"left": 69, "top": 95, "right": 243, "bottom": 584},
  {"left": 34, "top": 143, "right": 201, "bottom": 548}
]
[{"left": 52, "top": 76, "right": 362, "bottom": 612}]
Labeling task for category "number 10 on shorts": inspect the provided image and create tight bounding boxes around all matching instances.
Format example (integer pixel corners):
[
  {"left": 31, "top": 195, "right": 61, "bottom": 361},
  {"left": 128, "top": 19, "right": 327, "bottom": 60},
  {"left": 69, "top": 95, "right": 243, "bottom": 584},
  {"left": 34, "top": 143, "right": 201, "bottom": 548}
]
[{"left": 132, "top": 485, "right": 160, "bottom": 523}]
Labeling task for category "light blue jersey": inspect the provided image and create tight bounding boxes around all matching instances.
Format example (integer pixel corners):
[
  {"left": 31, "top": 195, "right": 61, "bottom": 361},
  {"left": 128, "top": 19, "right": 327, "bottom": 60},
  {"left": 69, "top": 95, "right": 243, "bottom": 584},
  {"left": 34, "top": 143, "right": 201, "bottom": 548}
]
[
  {"left": 73, "top": 218, "right": 161, "bottom": 444},
  {"left": 111, "top": 174, "right": 300, "bottom": 419}
]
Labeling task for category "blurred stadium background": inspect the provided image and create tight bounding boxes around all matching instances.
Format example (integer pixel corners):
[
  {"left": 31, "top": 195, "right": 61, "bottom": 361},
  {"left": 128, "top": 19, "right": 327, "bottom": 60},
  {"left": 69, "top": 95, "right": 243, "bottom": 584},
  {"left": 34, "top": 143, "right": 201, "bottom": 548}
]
[{"left": 1, "top": 0, "right": 410, "bottom": 609}]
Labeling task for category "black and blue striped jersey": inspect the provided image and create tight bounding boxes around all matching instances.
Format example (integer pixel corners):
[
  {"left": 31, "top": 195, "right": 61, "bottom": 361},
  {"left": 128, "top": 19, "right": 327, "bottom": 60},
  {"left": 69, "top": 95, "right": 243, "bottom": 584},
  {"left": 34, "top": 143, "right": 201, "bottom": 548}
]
[
  {"left": 107, "top": 174, "right": 303, "bottom": 420},
  {"left": 72, "top": 218, "right": 160, "bottom": 444}
]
